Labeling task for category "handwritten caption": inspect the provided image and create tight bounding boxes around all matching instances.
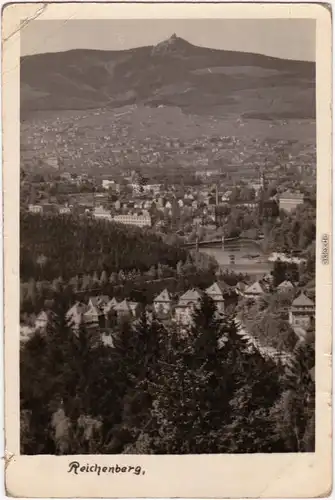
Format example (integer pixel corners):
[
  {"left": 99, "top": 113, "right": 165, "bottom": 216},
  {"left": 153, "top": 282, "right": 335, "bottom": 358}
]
[{"left": 68, "top": 461, "right": 146, "bottom": 476}]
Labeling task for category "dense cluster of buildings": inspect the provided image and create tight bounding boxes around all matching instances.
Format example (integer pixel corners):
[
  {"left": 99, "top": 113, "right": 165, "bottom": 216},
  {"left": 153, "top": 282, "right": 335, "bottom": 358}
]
[
  {"left": 21, "top": 105, "right": 316, "bottom": 184},
  {"left": 26, "top": 163, "right": 307, "bottom": 233},
  {"left": 29, "top": 275, "right": 314, "bottom": 345},
  {"left": 278, "top": 190, "right": 305, "bottom": 213}
]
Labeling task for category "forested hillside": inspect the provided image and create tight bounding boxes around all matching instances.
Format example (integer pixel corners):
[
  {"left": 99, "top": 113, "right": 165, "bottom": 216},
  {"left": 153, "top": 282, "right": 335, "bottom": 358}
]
[
  {"left": 20, "top": 296, "right": 315, "bottom": 454},
  {"left": 20, "top": 213, "right": 187, "bottom": 281},
  {"left": 21, "top": 35, "right": 315, "bottom": 117}
]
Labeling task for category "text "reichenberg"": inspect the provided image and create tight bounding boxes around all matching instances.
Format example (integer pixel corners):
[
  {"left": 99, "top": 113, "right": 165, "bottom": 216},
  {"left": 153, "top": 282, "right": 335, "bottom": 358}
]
[{"left": 68, "top": 461, "right": 145, "bottom": 476}]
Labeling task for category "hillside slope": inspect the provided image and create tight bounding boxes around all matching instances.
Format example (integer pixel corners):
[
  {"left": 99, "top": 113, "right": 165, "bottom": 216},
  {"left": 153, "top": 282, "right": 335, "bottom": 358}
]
[
  {"left": 20, "top": 212, "right": 187, "bottom": 281},
  {"left": 20, "top": 34, "right": 315, "bottom": 119}
]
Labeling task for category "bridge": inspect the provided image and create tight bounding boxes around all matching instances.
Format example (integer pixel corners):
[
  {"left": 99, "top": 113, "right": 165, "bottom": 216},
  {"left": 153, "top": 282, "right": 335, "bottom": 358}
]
[{"left": 183, "top": 236, "right": 262, "bottom": 250}]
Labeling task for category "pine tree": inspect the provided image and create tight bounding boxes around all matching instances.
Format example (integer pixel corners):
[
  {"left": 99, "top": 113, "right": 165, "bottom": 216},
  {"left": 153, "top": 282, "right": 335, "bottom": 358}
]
[
  {"left": 176, "top": 260, "right": 183, "bottom": 276},
  {"left": 21, "top": 307, "right": 123, "bottom": 454},
  {"left": 92, "top": 271, "right": 100, "bottom": 287},
  {"left": 112, "top": 313, "right": 164, "bottom": 451},
  {"left": 51, "top": 406, "right": 71, "bottom": 455},
  {"left": 81, "top": 274, "right": 92, "bottom": 291},
  {"left": 109, "top": 272, "right": 118, "bottom": 284},
  {"left": 68, "top": 275, "right": 79, "bottom": 291},
  {"left": 20, "top": 331, "right": 56, "bottom": 453},
  {"left": 144, "top": 297, "right": 284, "bottom": 454},
  {"left": 100, "top": 270, "right": 108, "bottom": 286},
  {"left": 271, "top": 338, "right": 315, "bottom": 452},
  {"left": 146, "top": 266, "right": 157, "bottom": 280},
  {"left": 26, "top": 278, "right": 37, "bottom": 306},
  {"left": 73, "top": 415, "right": 104, "bottom": 453},
  {"left": 157, "top": 263, "right": 163, "bottom": 279}
]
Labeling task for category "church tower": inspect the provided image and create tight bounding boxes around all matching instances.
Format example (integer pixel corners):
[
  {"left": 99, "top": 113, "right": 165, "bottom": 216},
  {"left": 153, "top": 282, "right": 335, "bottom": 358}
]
[{"left": 260, "top": 171, "right": 265, "bottom": 190}]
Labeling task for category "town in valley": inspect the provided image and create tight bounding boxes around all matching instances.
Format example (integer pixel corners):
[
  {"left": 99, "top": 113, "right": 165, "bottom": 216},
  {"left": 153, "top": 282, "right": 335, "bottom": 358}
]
[{"left": 20, "top": 29, "right": 316, "bottom": 455}]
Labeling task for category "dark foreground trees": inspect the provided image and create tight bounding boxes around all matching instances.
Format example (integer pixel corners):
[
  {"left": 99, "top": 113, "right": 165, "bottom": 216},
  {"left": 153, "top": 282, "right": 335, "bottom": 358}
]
[{"left": 20, "top": 298, "right": 314, "bottom": 454}]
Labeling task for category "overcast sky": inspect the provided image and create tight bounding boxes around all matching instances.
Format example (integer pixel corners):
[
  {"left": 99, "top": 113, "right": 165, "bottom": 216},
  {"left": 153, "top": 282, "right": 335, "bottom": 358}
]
[{"left": 21, "top": 19, "right": 315, "bottom": 62}]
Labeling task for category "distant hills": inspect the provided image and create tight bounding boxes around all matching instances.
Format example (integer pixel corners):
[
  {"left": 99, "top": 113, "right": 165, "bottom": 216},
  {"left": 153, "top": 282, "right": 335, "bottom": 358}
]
[{"left": 20, "top": 34, "right": 315, "bottom": 119}]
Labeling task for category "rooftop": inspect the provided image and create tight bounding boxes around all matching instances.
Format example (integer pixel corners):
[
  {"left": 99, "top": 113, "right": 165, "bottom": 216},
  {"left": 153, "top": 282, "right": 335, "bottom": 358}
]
[
  {"left": 292, "top": 292, "right": 314, "bottom": 307},
  {"left": 178, "top": 288, "right": 203, "bottom": 305},
  {"left": 244, "top": 281, "right": 264, "bottom": 295},
  {"left": 205, "top": 282, "right": 226, "bottom": 297},
  {"left": 89, "top": 295, "right": 110, "bottom": 308},
  {"left": 154, "top": 289, "right": 171, "bottom": 303},
  {"left": 114, "top": 299, "right": 131, "bottom": 313},
  {"left": 280, "top": 191, "right": 304, "bottom": 200}
]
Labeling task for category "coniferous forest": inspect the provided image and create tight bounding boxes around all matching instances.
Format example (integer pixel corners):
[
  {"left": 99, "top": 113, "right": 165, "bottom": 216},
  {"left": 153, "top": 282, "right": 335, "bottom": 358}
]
[
  {"left": 20, "top": 296, "right": 315, "bottom": 455},
  {"left": 20, "top": 213, "right": 187, "bottom": 281},
  {"left": 16, "top": 20, "right": 320, "bottom": 478}
]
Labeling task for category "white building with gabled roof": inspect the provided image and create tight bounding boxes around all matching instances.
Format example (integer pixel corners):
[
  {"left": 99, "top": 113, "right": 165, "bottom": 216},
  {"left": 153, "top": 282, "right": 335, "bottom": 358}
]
[
  {"left": 66, "top": 302, "right": 89, "bottom": 331},
  {"left": 289, "top": 292, "right": 315, "bottom": 328},
  {"left": 114, "top": 299, "right": 140, "bottom": 321},
  {"left": 34, "top": 310, "right": 57, "bottom": 333},
  {"left": 88, "top": 295, "right": 110, "bottom": 310},
  {"left": 178, "top": 288, "right": 202, "bottom": 306},
  {"left": 114, "top": 299, "right": 131, "bottom": 317},
  {"left": 243, "top": 281, "right": 265, "bottom": 300},
  {"left": 83, "top": 305, "right": 101, "bottom": 326},
  {"left": 153, "top": 289, "right": 172, "bottom": 315},
  {"left": 175, "top": 288, "right": 203, "bottom": 326},
  {"left": 34, "top": 311, "right": 50, "bottom": 331},
  {"left": 205, "top": 282, "right": 225, "bottom": 312}
]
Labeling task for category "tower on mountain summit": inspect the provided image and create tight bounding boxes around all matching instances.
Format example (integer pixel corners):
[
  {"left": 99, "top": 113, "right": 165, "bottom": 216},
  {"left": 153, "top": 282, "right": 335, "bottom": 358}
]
[{"left": 151, "top": 33, "right": 193, "bottom": 55}]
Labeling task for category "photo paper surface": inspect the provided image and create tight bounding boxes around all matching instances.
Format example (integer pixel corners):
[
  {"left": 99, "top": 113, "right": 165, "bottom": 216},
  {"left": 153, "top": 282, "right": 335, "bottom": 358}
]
[{"left": 2, "top": 2, "right": 332, "bottom": 497}]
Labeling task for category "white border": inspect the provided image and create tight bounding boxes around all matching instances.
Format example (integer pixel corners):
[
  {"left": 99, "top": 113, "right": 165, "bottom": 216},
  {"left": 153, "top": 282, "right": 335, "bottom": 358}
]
[{"left": 2, "top": 3, "right": 332, "bottom": 497}]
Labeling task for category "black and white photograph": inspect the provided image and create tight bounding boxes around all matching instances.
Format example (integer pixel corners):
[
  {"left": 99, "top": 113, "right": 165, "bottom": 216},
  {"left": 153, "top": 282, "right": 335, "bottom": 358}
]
[
  {"left": 2, "top": 3, "right": 332, "bottom": 496},
  {"left": 18, "top": 14, "right": 319, "bottom": 456}
]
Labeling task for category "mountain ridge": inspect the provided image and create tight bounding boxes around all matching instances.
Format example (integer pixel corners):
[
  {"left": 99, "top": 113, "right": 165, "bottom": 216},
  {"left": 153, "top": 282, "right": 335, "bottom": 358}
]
[
  {"left": 20, "top": 35, "right": 315, "bottom": 117},
  {"left": 22, "top": 34, "right": 314, "bottom": 64}
]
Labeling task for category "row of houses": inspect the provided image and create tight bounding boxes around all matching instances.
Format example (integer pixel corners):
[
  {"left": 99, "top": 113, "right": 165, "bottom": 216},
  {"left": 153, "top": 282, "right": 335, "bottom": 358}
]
[
  {"left": 34, "top": 282, "right": 227, "bottom": 333},
  {"left": 63, "top": 283, "right": 226, "bottom": 329},
  {"left": 242, "top": 277, "right": 295, "bottom": 298},
  {"left": 34, "top": 278, "right": 315, "bottom": 334},
  {"left": 34, "top": 296, "right": 141, "bottom": 332},
  {"left": 241, "top": 277, "right": 315, "bottom": 328},
  {"left": 153, "top": 280, "right": 314, "bottom": 329}
]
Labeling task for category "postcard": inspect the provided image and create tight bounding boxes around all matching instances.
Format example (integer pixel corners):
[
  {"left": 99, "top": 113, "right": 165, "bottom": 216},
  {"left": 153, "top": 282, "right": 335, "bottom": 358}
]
[{"left": 2, "top": 2, "right": 332, "bottom": 497}]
